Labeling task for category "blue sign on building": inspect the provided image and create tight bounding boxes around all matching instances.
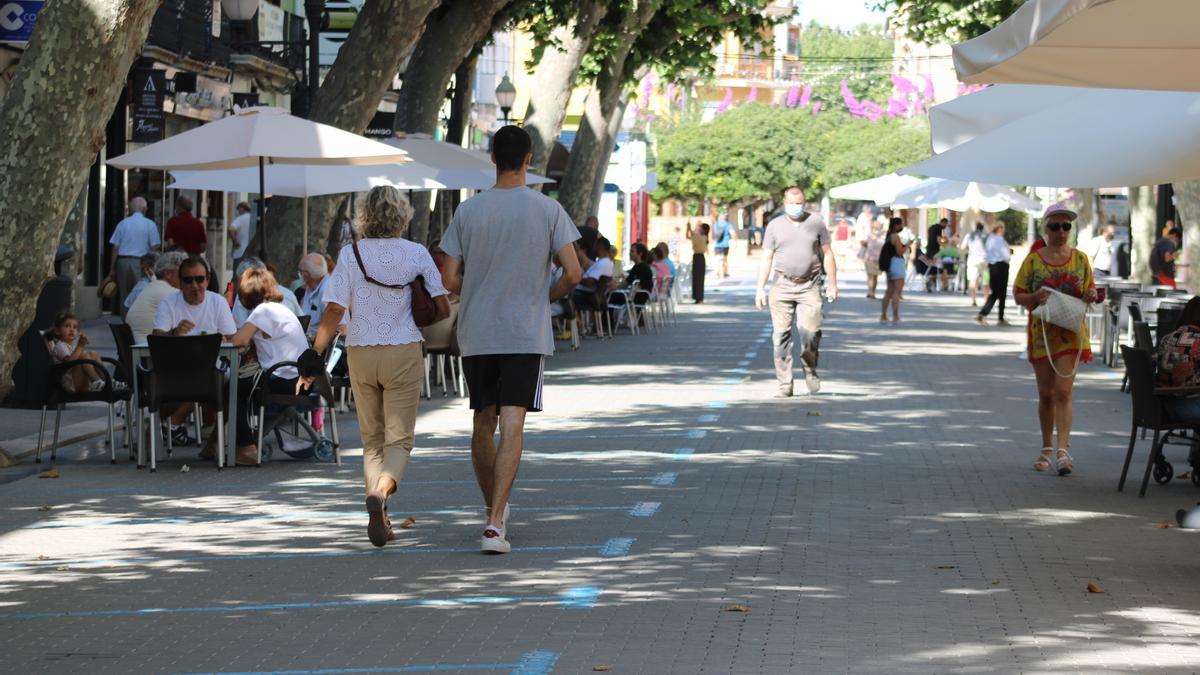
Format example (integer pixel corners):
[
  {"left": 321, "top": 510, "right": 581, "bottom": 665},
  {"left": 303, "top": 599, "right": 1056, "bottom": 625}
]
[{"left": 0, "top": 1, "right": 43, "bottom": 43}]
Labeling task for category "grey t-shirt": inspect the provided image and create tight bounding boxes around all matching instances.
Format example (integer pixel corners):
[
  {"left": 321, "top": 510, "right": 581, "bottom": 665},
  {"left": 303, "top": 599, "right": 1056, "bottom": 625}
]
[
  {"left": 763, "top": 212, "right": 830, "bottom": 278},
  {"left": 441, "top": 186, "right": 580, "bottom": 357}
]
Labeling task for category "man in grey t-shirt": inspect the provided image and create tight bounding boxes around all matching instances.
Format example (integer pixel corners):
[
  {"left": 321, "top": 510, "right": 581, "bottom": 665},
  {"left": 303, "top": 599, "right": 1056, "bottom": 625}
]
[
  {"left": 441, "top": 125, "right": 582, "bottom": 554},
  {"left": 755, "top": 186, "right": 839, "bottom": 397}
]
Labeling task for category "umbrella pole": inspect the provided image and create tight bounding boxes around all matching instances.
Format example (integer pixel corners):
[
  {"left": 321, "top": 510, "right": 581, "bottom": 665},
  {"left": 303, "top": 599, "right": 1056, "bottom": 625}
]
[
  {"left": 258, "top": 156, "right": 266, "bottom": 262},
  {"left": 303, "top": 197, "right": 309, "bottom": 255}
]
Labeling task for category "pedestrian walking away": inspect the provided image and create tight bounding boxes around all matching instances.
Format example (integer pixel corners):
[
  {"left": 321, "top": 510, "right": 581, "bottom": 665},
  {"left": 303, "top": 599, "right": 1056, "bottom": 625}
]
[
  {"left": 976, "top": 224, "right": 1012, "bottom": 326},
  {"left": 105, "top": 196, "right": 161, "bottom": 317},
  {"left": 309, "top": 186, "right": 451, "bottom": 547},
  {"left": 878, "top": 216, "right": 909, "bottom": 324},
  {"left": 712, "top": 213, "right": 734, "bottom": 278},
  {"left": 440, "top": 125, "right": 583, "bottom": 554},
  {"left": 164, "top": 194, "right": 207, "bottom": 255},
  {"left": 1012, "top": 203, "right": 1097, "bottom": 476},
  {"left": 688, "top": 222, "right": 709, "bottom": 303},
  {"left": 756, "top": 186, "right": 839, "bottom": 397}
]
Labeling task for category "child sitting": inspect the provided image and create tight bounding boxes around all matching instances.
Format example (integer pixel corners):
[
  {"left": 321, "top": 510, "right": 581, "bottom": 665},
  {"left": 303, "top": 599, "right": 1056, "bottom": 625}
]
[{"left": 46, "top": 312, "right": 106, "bottom": 392}]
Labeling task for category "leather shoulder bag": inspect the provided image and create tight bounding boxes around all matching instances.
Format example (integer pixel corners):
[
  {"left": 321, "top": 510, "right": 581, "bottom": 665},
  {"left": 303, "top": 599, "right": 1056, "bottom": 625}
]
[{"left": 351, "top": 240, "right": 437, "bottom": 327}]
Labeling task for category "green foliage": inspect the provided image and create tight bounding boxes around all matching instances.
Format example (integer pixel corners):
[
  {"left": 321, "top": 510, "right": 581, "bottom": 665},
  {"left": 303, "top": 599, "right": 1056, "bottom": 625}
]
[
  {"left": 870, "top": 0, "right": 1022, "bottom": 44},
  {"left": 653, "top": 104, "right": 931, "bottom": 205},
  {"left": 996, "top": 209, "right": 1029, "bottom": 245},
  {"left": 817, "top": 116, "right": 930, "bottom": 191},
  {"left": 800, "top": 22, "right": 893, "bottom": 107}
]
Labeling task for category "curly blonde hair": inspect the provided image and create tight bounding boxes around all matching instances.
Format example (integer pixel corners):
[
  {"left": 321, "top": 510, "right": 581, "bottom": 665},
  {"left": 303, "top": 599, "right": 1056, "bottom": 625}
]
[{"left": 357, "top": 186, "right": 413, "bottom": 239}]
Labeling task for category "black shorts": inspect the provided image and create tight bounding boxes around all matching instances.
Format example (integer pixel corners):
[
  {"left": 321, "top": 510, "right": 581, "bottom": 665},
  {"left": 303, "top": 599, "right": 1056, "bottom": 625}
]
[
  {"left": 715, "top": 247, "right": 731, "bottom": 257},
  {"left": 463, "top": 354, "right": 544, "bottom": 412}
]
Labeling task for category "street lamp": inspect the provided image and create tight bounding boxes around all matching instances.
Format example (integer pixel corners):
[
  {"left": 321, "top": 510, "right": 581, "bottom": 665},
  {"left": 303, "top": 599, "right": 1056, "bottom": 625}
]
[
  {"left": 221, "top": 0, "right": 258, "bottom": 21},
  {"left": 494, "top": 73, "right": 516, "bottom": 123}
]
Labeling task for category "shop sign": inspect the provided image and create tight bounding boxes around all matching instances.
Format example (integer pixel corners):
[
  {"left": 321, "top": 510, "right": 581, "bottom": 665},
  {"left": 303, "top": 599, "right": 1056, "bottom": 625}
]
[
  {"left": 363, "top": 111, "right": 395, "bottom": 139},
  {"left": 131, "top": 69, "right": 166, "bottom": 143},
  {"left": 0, "top": 1, "right": 42, "bottom": 43}
]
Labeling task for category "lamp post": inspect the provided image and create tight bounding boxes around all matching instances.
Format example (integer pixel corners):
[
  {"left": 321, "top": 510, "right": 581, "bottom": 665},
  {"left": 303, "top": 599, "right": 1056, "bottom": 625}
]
[
  {"left": 304, "top": 0, "right": 324, "bottom": 112},
  {"left": 494, "top": 73, "right": 516, "bottom": 124}
]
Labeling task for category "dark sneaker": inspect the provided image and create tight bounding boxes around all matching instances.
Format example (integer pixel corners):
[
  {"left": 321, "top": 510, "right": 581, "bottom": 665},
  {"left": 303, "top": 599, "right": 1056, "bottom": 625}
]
[{"left": 170, "top": 426, "right": 197, "bottom": 447}]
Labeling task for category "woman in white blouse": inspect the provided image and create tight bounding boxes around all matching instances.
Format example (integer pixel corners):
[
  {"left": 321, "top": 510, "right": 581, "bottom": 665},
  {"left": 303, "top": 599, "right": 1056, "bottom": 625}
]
[
  {"left": 310, "top": 186, "right": 450, "bottom": 547},
  {"left": 228, "top": 266, "right": 310, "bottom": 465}
]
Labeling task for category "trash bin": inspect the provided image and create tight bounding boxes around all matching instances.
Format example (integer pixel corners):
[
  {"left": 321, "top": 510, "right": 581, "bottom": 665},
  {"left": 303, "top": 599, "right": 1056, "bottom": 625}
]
[{"left": 4, "top": 247, "right": 76, "bottom": 409}]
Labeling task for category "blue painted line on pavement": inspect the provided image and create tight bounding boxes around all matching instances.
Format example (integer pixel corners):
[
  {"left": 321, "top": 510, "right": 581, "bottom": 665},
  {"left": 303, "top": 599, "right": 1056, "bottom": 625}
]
[
  {"left": 744, "top": 351, "right": 756, "bottom": 357},
  {"left": 560, "top": 586, "right": 601, "bottom": 609},
  {"left": 512, "top": 651, "right": 560, "bottom": 675},
  {"left": 737, "top": 360, "right": 751, "bottom": 367},
  {"left": 0, "top": 589, "right": 601, "bottom": 621},
  {"left": 723, "top": 377, "right": 742, "bottom": 384},
  {"left": 599, "top": 537, "right": 635, "bottom": 557},
  {"left": 0, "top": 504, "right": 638, "bottom": 531},
  {"left": 672, "top": 448, "right": 695, "bottom": 460},
  {"left": 697, "top": 414, "right": 719, "bottom": 423},
  {"left": 706, "top": 400, "right": 728, "bottom": 409},
  {"left": 728, "top": 368, "right": 748, "bottom": 375},
  {"left": 687, "top": 429, "right": 707, "bottom": 439},
  {"left": 1, "top": 537, "right": 636, "bottom": 571},
  {"left": 184, "top": 658, "right": 533, "bottom": 674},
  {"left": 628, "top": 502, "right": 660, "bottom": 517},
  {"left": 652, "top": 471, "right": 677, "bottom": 486}
]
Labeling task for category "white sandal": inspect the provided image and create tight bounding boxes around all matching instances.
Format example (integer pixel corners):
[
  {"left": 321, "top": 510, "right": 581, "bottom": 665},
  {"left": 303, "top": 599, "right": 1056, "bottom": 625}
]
[
  {"left": 1034, "top": 447, "right": 1054, "bottom": 472},
  {"left": 1055, "top": 448, "right": 1074, "bottom": 476}
]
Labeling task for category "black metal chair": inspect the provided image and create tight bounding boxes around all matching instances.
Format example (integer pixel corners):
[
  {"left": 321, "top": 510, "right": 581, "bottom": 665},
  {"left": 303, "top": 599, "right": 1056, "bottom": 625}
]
[
  {"left": 253, "top": 356, "right": 341, "bottom": 465},
  {"left": 1119, "top": 345, "right": 1200, "bottom": 496},
  {"left": 140, "top": 334, "right": 227, "bottom": 472},
  {"left": 36, "top": 345, "right": 132, "bottom": 464}
]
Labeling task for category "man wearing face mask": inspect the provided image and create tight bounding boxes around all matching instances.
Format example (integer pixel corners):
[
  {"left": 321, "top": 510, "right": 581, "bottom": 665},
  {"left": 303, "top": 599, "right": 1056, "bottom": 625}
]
[{"left": 755, "top": 187, "right": 838, "bottom": 397}]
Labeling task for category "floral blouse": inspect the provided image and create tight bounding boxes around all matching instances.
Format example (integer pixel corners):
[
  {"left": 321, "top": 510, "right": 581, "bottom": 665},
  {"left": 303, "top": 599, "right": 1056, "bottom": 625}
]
[
  {"left": 1157, "top": 325, "right": 1200, "bottom": 388},
  {"left": 1012, "top": 248, "right": 1095, "bottom": 364}
]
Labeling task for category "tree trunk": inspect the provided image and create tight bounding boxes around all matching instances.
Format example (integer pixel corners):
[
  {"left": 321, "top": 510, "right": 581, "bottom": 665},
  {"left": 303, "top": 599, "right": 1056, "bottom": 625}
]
[
  {"left": 1129, "top": 185, "right": 1156, "bottom": 282},
  {"left": 0, "top": 0, "right": 161, "bottom": 415},
  {"left": 589, "top": 95, "right": 630, "bottom": 212},
  {"left": 394, "top": 0, "right": 514, "bottom": 247},
  {"left": 523, "top": 0, "right": 609, "bottom": 177},
  {"left": 1173, "top": 180, "right": 1200, "bottom": 287},
  {"left": 262, "top": 0, "right": 440, "bottom": 278},
  {"left": 557, "top": 0, "right": 660, "bottom": 225}
]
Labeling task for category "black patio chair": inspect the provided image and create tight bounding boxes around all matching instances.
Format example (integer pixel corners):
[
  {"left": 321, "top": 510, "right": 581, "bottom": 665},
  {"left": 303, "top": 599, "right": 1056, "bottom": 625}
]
[
  {"left": 140, "top": 334, "right": 227, "bottom": 472},
  {"left": 1119, "top": 345, "right": 1200, "bottom": 496},
  {"left": 36, "top": 347, "right": 132, "bottom": 464}
]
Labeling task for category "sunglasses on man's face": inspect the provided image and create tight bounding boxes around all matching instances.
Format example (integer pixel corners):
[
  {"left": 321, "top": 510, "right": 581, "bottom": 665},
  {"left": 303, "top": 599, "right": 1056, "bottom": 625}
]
[
  {"left": 1046, "top": 222, "right": 1072, "bottom": 232},
  {"left": 181, "top": 275, "right": 207, "bottom": 285}
]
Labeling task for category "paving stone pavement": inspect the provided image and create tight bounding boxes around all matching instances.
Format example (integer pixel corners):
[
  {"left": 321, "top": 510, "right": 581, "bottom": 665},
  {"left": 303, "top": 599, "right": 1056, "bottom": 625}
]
[{"left": 4, "top": 262, "right": 1200, "bottom": 674}]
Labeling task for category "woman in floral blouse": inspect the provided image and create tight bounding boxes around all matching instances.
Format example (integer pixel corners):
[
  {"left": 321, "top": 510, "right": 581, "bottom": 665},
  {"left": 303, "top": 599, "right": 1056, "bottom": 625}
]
[
  {"left": 1156, "top": 297, "right": 1200, "bottom": 419},
  {"left": 1013, "top": 204, "right": 1097, "bottom": 476}
]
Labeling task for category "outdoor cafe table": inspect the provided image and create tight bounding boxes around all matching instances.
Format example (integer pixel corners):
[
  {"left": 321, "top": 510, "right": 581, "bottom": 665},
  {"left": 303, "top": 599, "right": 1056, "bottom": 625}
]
[{"left": 130, "top": 342, "right": 241, "bottom": 469}]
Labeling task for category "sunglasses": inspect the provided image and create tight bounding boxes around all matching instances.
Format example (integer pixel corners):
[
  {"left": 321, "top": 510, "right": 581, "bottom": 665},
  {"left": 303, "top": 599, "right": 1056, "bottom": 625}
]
[
  {"left": 1046, "top": 222, "right": 1072, "bottom": 232},
  {"left": 181, "top": 275, "right": 207, "bottom": 285}
]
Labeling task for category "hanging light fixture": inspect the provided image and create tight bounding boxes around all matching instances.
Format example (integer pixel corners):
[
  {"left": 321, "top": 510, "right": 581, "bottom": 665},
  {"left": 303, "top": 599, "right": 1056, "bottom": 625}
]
[
  {"left": 221, "top": 0, "right": 260, "bottom": 22},
  {"left": 494, "top": 73, "right": 516, "bottom": 123}
]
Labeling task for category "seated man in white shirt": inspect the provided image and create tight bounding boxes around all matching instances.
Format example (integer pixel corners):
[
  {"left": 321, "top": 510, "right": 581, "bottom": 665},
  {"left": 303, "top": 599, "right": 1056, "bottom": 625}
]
[
  {"left": 149, "top": 256, "right": 237, "bottom": 450},
  {"left": 572, "top": 236, "right": 614, "bottom": 311},
  {"left": 297, "top": 253, "right": 330, "bottom": 337},
  {"left": 127, "top": 251, "right": 189, "bottom": 343}
]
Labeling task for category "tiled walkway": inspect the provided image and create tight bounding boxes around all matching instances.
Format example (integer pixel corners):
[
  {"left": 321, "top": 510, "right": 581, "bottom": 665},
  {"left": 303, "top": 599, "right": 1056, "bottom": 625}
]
[{"left": 3, "top": 265, "right": 1200, "bottom": 673}]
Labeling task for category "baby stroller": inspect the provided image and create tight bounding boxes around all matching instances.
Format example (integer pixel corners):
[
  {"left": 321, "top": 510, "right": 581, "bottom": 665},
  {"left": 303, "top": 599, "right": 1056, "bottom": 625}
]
[{"left": 250, "top": 345, "right": 342, "bottom": 464}]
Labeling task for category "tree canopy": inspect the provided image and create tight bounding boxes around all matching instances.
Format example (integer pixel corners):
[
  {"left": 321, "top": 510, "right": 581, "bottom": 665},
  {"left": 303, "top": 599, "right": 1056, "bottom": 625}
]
[
  {"left": 653, "top": 104, "right": 929, "bottom": 204},
  {"left": 870, "top": 0, "right": 1021, "bottom": 44},
  {"left": 799, "top": 22, "right": 893, "bottom": 108}
]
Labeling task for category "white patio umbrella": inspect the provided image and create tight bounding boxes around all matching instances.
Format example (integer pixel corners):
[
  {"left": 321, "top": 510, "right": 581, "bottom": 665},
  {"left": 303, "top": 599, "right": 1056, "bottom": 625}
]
[
  {"left": 382, "top": 134, "right": 554, "bottom": 189},
  {"left": 901, "top": 84, "right": 1200, "bottom": 188},
  {"left": 829, "top": 174, "right": 925, "bottom": 204},
  {"left": 107, "top": 107, "right": 410, "bottom": 260},
  {"left": 955, "top": 0, "right": 1200, "bottom": 91},
  {"left": 888, "top": 177, "right": 1043, "bottom": 213}
]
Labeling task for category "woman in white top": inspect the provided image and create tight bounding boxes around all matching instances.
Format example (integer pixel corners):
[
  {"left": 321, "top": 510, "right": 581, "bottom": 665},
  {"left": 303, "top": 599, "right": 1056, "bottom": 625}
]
[
  {"left": 308, "top": 186, "right": 450, "bottom": 547},
  {"left": 228, "top": 267, "right": 310, "bottom": 466}
]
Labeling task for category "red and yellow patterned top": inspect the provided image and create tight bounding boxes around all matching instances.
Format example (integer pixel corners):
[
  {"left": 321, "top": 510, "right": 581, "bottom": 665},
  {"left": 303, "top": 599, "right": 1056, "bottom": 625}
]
[
  {"left": 1013, "top": 248, "right": 1095, "bottom": 364},
  {"left": 1157, "top": 325, "right": 1200, "bottom": 387}
]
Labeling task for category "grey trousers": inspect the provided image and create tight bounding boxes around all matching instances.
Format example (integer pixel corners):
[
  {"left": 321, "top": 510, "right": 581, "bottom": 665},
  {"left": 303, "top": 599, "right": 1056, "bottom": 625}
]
[
  {"left": 115, "top": 257, "right": 142, "bottom": 318},
  {"left": 769, "top": 277, "right": 823, "bottom": 386}
]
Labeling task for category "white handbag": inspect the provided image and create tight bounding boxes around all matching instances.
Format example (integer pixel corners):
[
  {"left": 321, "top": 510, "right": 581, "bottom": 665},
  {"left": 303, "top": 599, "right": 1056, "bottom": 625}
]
[{"left": 1032, "top": 287, "right": 1090, "bottom": 377}]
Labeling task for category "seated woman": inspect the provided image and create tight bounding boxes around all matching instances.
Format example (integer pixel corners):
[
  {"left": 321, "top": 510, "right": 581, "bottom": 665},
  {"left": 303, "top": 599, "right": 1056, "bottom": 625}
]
[
  {"left": 1156, "top": 296, "right": 1200, "bottom": 420},
  {"left": 226, "top": 266, "right": 311, "bottom": 465},
  {"left": 650, "top": 246, "right": 672, "bottom": 291},
  {"left": 610, "top": 243, "right": 653, "bottom": 308}
]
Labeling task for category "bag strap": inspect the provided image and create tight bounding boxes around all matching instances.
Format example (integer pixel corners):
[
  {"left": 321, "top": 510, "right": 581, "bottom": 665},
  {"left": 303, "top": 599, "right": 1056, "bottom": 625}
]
[
  {"left": 352, "top": 239, "right": 409, "bottom": 290},
  {"left": 1040, "top": 304, "right": 1088, "bottom": 379}
]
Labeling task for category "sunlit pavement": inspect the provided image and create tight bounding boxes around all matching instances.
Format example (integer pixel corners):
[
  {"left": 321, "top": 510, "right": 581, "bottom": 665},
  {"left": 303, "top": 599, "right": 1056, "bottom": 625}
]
[{"left": 3, "top": 260, "right": 1200, "bottom": 674}]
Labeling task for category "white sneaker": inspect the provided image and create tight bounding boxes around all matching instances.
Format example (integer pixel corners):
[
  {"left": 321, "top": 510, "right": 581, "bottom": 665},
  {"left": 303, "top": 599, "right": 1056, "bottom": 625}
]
[{"left": 480, "top": 525, "right": 511, "bottom": 554}]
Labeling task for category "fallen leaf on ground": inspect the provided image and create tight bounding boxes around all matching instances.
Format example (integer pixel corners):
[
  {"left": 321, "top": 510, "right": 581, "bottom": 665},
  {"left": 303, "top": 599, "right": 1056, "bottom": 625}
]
[
  {"left": 55, "top": 566, "right": 69, "bottom": 571},
  {"left": 1178, "top": 471, "right": 1191, "bottom": 481},
  {"left": 991, "top": 579, "right": 1001, "bottom": 585},
  {"left": 933, "top": 565, "right": 957, "bottom": 570},
  {"left": 36, "top": 555, "right": 49, "bottom": 561},
  {"left": 723, "top": 604, "right": 751, "bottom": 612},
  {"left": 399, "top": 517, "right": 417, "bottom": 529},
  {"left": 1155, "top": 522, "right": 1173, "bottom": 529},
  {"left": 1087, "top": 583, "right": 1106, "bottom": 594},
  {"left": 37, "top": 468, "right": 60, "bottom": 479},
  {"left": 180, "top": 465, "right": 190, "bottom": 473},
  {"left": 806, "top": 411, "right": 821, "bottom": 417},
  {"left": 37, "top": 505, "right": 51, "bottom": 511},
  {"left": 593, "top": 666, "right": 611, "bottom": 672}
]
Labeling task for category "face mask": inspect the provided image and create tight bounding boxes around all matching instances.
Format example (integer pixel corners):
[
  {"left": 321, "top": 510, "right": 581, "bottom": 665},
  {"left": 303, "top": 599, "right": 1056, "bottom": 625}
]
[{"left": 785, "top": 204, "right": 805, "bottom": 218}]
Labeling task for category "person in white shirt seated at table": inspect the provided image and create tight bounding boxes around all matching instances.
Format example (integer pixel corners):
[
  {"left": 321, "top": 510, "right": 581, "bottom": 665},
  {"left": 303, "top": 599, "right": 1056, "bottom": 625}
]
[
  {"left": 231, "top": 257, "right": 303, "bottom": 325},
  {"left": 572, "top": 236, "right": 614, "bottom": 312},
  {"left": 127, "top": 251, "right": 188, "bottom": 343},
  {"left": 148, "top": 256, "right": 237, "bottom": 451},
  {"left": 226, "top": 266, "right": 311, "bottom": 466}
]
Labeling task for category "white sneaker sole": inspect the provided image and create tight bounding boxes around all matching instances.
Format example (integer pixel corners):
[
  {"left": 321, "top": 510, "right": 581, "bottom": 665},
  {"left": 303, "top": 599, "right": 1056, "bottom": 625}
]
[{"left": 480, "top": 536, "right": 511, "bottom": 554}]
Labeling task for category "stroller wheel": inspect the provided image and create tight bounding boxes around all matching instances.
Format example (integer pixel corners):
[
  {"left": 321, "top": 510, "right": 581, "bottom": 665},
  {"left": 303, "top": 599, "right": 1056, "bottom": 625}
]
[
  {"left": 1154, "top": 460, "right": 1175, "bottom": 485},
  {"left": 313, "top": 439, "right": 336, "bottom": 463},
  {"left": 1191, "top": 470, "right": 1200, "bottom": 487}
]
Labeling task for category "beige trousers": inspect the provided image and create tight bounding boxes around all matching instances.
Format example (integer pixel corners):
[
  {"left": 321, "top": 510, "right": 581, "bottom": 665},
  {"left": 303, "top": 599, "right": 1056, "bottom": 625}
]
[
  {"left": 769, "top": 277, "right": 824, "bottom": 386},
  {"left": 347, "top": 343, "right": 424, "bottom": 495}
]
